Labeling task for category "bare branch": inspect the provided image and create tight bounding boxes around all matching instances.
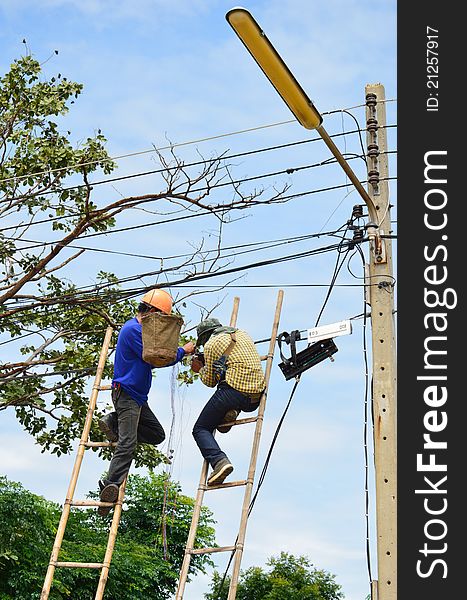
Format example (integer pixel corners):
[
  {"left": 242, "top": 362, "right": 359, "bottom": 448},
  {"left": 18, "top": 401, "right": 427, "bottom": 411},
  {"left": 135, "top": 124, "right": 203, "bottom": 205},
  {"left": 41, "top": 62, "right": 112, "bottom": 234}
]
[{"left": 30, "top": 249, "right": 85, "bottom": 280}]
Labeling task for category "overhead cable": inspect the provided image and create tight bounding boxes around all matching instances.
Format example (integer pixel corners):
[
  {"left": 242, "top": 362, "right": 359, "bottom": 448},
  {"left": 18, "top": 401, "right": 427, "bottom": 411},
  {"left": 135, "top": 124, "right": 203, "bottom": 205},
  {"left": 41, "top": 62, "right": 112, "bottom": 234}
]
[{"left": 0, "top": 100, "right": 397, "bottom": 186}]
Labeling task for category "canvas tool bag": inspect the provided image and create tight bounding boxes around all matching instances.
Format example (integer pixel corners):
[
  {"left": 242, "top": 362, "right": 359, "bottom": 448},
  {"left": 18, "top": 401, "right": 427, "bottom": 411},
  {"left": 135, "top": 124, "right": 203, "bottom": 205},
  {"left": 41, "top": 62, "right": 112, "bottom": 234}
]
[{"left": 141, "top": 312, "right": 184, "bottom": 367}]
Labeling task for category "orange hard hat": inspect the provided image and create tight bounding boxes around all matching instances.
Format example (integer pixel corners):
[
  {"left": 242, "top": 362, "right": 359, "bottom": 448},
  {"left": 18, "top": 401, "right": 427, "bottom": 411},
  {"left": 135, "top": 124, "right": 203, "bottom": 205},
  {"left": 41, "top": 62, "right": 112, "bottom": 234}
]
[{"left": 141, "top": 289, "right": 173, "bottom": 314}]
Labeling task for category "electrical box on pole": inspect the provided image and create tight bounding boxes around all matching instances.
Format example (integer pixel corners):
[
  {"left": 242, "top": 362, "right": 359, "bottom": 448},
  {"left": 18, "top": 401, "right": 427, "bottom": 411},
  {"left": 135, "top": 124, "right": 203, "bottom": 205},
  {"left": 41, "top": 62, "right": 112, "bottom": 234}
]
[{"left": 365, "top": 83, "right": 397, "bottom": 600}]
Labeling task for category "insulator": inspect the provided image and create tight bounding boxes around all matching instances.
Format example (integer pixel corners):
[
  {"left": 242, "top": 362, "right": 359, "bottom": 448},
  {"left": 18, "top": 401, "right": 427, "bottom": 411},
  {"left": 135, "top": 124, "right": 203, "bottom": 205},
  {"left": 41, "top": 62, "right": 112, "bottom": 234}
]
[
  {"left": 353, "top": 228, "right": 364, "bottom": 243},
  {"left": 368, "top": 170, "right": 380, "bottom": 185},
  {"left": 352, "top": 204, "right": 364, "bottom": 219}
]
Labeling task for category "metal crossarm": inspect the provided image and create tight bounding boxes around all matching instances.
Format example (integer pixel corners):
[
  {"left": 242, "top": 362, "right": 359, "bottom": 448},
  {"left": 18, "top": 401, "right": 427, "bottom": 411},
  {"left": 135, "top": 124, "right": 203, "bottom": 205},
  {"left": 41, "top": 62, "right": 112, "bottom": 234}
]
[
  {"left": 176, "top": 290, "right": 284, "bottom": 599},
  {"left": 40, "top": 326, "right": 127, "bottom": 600}
]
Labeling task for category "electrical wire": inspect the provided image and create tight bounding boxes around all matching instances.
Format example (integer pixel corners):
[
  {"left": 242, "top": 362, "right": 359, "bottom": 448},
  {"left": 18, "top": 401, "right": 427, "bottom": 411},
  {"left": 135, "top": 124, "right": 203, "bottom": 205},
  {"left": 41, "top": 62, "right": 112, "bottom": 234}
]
[
  {"left": 247, "top": 378, "right": 301, "bottom": 517},
  {"left": 0, "top": 100, "right": 396, "bottom": 187},
  {"left": 9, "top": 229, "right": 344, "bottom": 274},
  {"left": 0, "top": 145, "right": 397, "bottom": 234},
  {"left": 42, "top": 230, "right": 340, "bottom": 262},
  {"left": 2, "top": 176, "right": 396, "bottom": 251},
  {"left": 0, "top": 128, "right": 395, "bottom": 207},
  {"left": 1, "top": 238, "right": 354, "bottom": 316},
  {"left": 3, "top": 223, "right": 390, "bottom": 321},
  {"left": 314, "top": 229, "right": 352, "bottom": 327}
]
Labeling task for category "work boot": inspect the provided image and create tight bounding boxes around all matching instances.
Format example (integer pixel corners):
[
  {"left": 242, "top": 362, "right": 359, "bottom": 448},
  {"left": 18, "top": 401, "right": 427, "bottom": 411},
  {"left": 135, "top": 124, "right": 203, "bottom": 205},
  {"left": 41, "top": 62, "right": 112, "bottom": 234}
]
[
  {"left": 98, "top": 412, "right": 118, "bottom": 442},
  {"left": 207, "top": 458, "right": 234, "bottom": 486},
  {"left": 217, "top": 409, "right": 240, "bottom": 434},
  {"left": 97, "top": 481, "right": 119, "bottom": 517}
]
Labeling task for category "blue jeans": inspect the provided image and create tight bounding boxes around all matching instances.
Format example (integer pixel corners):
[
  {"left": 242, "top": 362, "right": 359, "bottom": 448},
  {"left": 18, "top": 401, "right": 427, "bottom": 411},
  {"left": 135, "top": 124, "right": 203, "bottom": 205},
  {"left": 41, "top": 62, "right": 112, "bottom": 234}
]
[
  {"left": 192, "top": 382, "right": 260, "bottom": 467},
  {"left": 106, "top": 385, "right": 165, "bottom": 485}
]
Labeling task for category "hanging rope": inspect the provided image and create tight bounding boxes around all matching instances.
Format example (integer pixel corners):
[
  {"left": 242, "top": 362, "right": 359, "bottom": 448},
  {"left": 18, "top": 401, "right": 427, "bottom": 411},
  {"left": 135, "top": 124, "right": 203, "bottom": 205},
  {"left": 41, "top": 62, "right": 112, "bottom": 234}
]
[{"left": 159, "top": 364, "right": 179, "bottom": 560}]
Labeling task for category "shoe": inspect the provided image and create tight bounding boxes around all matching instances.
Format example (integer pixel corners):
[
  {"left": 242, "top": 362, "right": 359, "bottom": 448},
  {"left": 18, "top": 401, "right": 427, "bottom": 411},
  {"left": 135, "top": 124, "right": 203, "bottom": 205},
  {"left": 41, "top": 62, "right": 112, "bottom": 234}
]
[
  {"left": 217, "top": 409, "right": 240, "bottom": 433},
  {"left": 207, "top": 458, "right": 234, "bottom": 486},
  {"left": 98, "top": 413, "right": 118, "bottom": 442},
  {"left": 97, "top": 482, "right": 119, "bottom": 517}
]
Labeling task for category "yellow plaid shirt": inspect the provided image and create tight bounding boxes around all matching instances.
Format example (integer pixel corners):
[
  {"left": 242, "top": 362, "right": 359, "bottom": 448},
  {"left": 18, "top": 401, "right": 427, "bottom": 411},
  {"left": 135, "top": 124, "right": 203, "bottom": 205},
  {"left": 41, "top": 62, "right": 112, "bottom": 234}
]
[{"left": 199, "top": 330, "right": 266, "bottom": 395}]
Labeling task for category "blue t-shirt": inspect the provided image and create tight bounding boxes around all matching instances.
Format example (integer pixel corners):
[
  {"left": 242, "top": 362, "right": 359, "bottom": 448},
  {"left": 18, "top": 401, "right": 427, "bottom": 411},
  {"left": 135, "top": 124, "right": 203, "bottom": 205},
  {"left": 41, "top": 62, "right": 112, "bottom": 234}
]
[{"left": 112, "top": 317, "right": 185, "bottom": 405}]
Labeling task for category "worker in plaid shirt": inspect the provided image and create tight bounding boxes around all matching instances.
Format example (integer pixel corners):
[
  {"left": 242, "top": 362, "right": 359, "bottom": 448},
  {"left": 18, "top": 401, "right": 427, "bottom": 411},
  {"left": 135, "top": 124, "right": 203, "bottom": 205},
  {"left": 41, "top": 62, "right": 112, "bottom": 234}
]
[{"left": 190, "top": 318, "right": 265, "bottom": 486}]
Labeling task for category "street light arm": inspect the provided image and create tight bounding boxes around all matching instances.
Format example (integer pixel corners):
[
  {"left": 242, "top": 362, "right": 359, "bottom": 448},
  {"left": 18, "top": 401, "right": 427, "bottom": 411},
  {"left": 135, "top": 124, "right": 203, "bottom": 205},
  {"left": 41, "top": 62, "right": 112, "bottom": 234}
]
[
  {"left": 317, "top": 125, "right": 378, "bottom": 223},
  {"left": 226, "top": 7, "right": 379, "bottom": 224}
]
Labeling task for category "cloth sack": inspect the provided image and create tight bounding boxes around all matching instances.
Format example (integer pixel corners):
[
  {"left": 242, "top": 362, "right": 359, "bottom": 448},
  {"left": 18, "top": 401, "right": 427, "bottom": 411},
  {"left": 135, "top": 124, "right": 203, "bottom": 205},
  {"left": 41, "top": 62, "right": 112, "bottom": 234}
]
[{"left": 141, "top": 312, "right": 184, "bottom": 367}]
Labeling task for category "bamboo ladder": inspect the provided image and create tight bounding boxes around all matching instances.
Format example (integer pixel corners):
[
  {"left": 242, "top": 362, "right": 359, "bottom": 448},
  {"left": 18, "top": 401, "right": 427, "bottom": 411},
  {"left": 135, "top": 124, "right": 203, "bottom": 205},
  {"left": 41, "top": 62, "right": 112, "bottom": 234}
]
[
  {"left": 175, "top": 289, "right": 284, "bottom": 600},
  {"left": 41, "top": 326, "right": 127, "bottom": 600}
]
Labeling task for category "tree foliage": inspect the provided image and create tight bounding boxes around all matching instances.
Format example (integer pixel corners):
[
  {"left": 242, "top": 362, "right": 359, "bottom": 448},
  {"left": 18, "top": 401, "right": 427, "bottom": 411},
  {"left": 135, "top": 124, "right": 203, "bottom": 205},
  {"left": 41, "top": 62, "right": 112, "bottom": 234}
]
[
  {"left": 0, "top": 473, "right": 216, "bottom": 599},
  {"left": 0, "top": 54, "right": 283, "bottom": 462},
  {"left": 205, "top": 552, "right": 344, "bottom": 600}
]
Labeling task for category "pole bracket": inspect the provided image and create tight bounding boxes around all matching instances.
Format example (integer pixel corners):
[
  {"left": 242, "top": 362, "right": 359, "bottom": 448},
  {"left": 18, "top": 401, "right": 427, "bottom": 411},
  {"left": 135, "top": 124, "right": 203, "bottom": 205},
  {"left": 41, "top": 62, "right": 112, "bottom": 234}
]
[{"left": 366, "top": 224, "right": 387, "bottom": 264}]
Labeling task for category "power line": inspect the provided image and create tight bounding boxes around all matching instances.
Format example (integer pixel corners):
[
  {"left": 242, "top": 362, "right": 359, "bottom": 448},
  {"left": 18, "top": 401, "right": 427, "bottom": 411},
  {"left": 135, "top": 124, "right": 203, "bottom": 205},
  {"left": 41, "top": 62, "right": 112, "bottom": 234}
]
[
  {"left": 0, "top": 140, "right": 366, "bottom": 221},
  {"left": 0, "top": 100, "right": 397, "bottom": 187},
  {"left": 11, "top": 230, "right": 343, "bottom": 263},
  {"left": 1, "top": 237, "right": 360, "bottom": 316},
  {"left": 0, "top": 127, "right": 397, "bottom": 211},
  {"left": 3, "top": 176, "right": 396, "bottom": 251}
]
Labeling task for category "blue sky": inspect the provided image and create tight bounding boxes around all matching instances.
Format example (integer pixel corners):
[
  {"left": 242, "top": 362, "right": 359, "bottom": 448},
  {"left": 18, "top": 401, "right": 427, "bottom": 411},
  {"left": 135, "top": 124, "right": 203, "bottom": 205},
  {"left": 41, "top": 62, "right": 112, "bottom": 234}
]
[{"left": 0, "top": 1, "right": 397, "bottom": 599}]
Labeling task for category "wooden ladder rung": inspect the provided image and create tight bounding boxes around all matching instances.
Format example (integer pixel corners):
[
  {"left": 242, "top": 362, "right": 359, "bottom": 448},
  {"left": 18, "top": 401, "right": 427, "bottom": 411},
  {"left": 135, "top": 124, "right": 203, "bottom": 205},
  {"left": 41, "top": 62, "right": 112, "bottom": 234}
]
[
  {"left": 205, "top": 479, "right": 248, "bottom": 491},
  {"left": 53, "top": 561, "right": 104, "bottom": 569},
  {"left": 189, "top": 545, "right": 236, "bottom": 555},
  {"left": 230, "top": 416, "right": 259, "bottom": 427},
  {"left": 95, "top": 384, "right": 112, "bottom": 391},
  {"left": 82, "top": 441, "right": 117, "bottom": 448},
  {"left": 68, "top": 500, "right": 116, "bottom": 507}
]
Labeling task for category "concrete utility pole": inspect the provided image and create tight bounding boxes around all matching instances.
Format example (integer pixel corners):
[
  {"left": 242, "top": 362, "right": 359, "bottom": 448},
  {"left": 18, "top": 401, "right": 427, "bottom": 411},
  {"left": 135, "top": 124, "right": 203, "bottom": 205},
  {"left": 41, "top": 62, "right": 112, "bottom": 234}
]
[{"left": 365, "top": 83, "right": 397, "bottom": 600}]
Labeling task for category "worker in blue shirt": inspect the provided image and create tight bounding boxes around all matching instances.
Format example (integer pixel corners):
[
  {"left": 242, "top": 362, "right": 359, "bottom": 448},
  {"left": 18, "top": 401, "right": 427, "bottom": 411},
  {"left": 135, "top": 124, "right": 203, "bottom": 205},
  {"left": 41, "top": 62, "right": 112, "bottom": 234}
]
[{"left": 97, "top": 288, "right": 195, "bottom": 516}]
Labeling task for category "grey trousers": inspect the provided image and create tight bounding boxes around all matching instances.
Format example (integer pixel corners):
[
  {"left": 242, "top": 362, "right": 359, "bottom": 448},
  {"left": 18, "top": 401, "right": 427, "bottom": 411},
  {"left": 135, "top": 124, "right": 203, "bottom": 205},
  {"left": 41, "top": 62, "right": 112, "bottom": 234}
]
[{"left": 106, "top": 385, "right": 165, "bottom": 485}]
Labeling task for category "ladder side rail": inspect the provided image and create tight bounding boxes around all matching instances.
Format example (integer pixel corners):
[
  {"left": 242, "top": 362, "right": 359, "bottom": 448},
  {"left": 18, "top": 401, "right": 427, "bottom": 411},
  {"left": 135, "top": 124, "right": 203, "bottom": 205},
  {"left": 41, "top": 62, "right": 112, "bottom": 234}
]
[
  {"left": 227, "top": 290, "right": 284, "bottom": 599},
  {"left": 175, "top": 298, "right": 240, "bottom": 599},
  {"left": 175, "top": 459, "right": 210, "bottom": 600},
  {"left": 41, "top": 326, "right": 114, "bottom": 600},
  {"left": 95, "top": 476, "right": 128, "bottom": 600}
]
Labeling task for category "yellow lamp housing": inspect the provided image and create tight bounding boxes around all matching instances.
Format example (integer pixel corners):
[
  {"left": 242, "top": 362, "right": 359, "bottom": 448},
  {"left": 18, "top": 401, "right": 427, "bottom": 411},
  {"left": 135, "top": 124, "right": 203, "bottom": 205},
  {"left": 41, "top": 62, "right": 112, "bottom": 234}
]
[{"left": 226, "top": 7, "right": 322, "bottom": 130}]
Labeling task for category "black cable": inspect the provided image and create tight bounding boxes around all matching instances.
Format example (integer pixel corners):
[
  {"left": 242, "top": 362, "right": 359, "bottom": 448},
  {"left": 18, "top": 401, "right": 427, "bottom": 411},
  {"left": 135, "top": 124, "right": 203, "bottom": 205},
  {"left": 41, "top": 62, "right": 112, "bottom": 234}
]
[
  {"left": 314, "top": 227, "right": 352, "bottom": 328},
  {"left": 341, "top": 109, "right": 368, "bottom": 163},
  {"left": 3, "top": 176, "right": 396, "bottom": 251},
  {"left": 1, "top": 238, "right": 350, "bottom": 316},
  {"left": 248, "top": 378, "right": 301, "bottom": 516},
  {"left": 0, "top": 149, "right": 396, "bottom": 237},
  {"left": 57, "top": 231, "right": 332, "bottom": 262},
  {"left": 9, "top": 228, "right": 342, "bottom": 262},
  {"left": 0, "top": 125, "right": 397, "bottom": 206}
]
